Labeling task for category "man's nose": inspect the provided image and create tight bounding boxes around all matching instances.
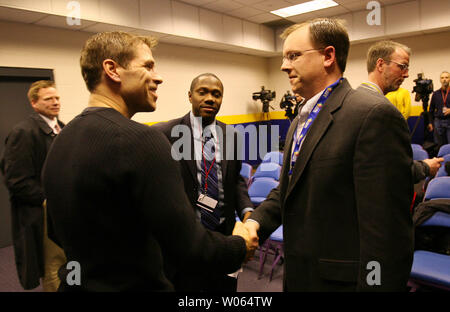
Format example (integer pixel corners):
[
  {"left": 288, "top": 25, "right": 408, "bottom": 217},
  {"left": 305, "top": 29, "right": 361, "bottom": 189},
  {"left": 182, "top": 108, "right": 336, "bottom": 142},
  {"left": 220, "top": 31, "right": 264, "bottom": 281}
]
[
  {"left": 403, "top": 70, "right": 409, "bottom": 78},
  {"left": 205, "top": 94, "right": 215, "bottom": 103},
  {"left": 281, "top": 58, "right": 291, "bottom": 72},
  {"left": 153, "top": 72, "right": 163, "bottom": 85}
]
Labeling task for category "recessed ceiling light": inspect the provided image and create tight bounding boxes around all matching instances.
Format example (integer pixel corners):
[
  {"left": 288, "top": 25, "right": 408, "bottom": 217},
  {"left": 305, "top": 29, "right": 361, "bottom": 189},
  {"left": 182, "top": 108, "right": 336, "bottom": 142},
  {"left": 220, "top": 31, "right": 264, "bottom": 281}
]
[{"left": 271, "top": 0, "right": 339, "bottom": 18}]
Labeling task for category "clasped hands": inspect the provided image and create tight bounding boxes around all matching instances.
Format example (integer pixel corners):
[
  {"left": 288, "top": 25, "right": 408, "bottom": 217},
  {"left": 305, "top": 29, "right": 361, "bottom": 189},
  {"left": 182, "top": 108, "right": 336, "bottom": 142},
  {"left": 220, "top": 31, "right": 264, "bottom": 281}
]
[{"left": 232, "top": 220, "right": 260, "bottom": 262}]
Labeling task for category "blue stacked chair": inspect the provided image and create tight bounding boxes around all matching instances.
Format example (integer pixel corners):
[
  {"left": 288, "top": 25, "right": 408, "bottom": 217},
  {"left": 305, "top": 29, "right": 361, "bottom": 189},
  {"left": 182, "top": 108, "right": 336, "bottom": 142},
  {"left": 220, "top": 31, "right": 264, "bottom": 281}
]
[
  {"left": 239, "top": 162, "right": 252, "bottom": 180},
  {"left": 437, "top": 144, "right": 450, "bottom": 157},
  {"left": 411, "top": 144, "right": 424, "bottom": 151},
  {"left": 424, "top": 176, "right": 450, "bottom": 200},
  {"left": 252, "top": 162, "right": 281, "bottom": 181},
  {"left": 247, "top": 177, "right": 279, "bottom": 206},
  {"left": 412, "top": 148, "right": 429, "bottom": 161},
  {"left": 262, "top": 151, "right": 283, "bottom": 166},
  {"left": 435, "top": 154, "right": 450, "bottom": 177},
  {"left": 409, "top": 176, "right": 450, "bottom": 291}
]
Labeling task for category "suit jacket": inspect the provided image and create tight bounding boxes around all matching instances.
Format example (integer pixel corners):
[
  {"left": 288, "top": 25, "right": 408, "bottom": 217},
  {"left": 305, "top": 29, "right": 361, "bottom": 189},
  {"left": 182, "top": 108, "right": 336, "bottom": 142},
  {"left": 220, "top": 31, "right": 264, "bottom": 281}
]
[
  {"left": 152, "top": 113, "right": 253, "bottom": 235},
  {"left": 251, "top": 79, "right": 414, "bottom": 291},
  {"left": 0, "top": 112, "right": 64, "bottom": 289},
  {"left": 357, "top": 83, "right": 429, "bottom": 183}
]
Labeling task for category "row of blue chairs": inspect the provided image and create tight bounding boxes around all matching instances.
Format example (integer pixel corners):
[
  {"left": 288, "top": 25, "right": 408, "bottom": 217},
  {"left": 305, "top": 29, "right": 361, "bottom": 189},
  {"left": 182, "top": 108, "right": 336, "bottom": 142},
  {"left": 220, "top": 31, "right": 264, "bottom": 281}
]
[
  {"left": 409, "top": 176, "right": 450, "bottom": 291},
  {"left": 412, "top": 143, "right": 450, "bottom": 161},
  {"left": 240, "top": 152, "right": 284, "bottom": 281},
  {"left": 240, "top": 151, "right": 283, "bottom": 206}
]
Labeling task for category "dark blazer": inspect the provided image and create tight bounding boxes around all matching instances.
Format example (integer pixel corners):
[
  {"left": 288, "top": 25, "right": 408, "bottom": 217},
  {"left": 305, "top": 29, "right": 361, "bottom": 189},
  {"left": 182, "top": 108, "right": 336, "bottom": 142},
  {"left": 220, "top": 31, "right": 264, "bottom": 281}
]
[
  {"left": 250, "top": 79, "right": 414, "bottom": 291},
  {"left": 152, "top": 113, "right": 253, "bottom": 235},
  {"left": 0, "top": 112, "right": 64, "bottom": 289}
]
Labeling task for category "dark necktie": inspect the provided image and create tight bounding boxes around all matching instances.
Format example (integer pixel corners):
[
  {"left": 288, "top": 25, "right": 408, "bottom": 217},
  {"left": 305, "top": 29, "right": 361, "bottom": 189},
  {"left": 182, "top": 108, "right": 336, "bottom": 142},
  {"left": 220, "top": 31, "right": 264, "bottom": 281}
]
[{"left": 200, "top": 134, "right": 220, "bottom": 230}]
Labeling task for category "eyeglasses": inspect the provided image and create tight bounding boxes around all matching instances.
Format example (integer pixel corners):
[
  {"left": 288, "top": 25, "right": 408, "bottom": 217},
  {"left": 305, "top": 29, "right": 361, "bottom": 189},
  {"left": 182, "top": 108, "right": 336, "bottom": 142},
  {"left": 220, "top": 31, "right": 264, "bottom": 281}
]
[
  {"left": 385, "top": 60, "right": 409, "bottom": 71},
  {"left": 283, "top": 48, "right": 323, "bottom": 63}
]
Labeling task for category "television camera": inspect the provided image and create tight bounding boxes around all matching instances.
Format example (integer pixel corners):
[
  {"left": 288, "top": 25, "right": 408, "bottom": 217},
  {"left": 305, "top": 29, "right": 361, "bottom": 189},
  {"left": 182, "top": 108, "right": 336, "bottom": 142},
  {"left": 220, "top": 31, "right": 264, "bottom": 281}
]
[
  {"left": 412, "top": 73, "right": 433, "bottom": 111},
  {"left": 252, "top": 86, "right": 276, "bottom": 113},
  {"left": 280, "top": 91, "right": 300, "bottom": 122}
]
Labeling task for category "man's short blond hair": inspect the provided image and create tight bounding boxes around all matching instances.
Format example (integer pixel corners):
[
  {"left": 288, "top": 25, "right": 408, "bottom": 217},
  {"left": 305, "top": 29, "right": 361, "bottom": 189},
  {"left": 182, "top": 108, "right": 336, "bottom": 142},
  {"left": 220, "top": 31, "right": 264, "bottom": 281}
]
[
  {"left": 80, "top": 31, "right": 158, "bottom": 92},
  {"left": 27, "top": 80, "right": 56, "bottom": 103},
  {"left": 366, "top": 41, "right": 411, "bottom": 73},
  {"left": 281, "top": 18, "right": 350, "bottom": 73}
]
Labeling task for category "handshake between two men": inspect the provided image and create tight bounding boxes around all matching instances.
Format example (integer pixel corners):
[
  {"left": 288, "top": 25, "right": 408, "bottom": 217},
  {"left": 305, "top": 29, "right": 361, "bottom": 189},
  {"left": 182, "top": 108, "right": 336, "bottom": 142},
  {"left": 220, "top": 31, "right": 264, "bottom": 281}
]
[{"left": 232, "top": 220, "right": 260, "bottom": 262}]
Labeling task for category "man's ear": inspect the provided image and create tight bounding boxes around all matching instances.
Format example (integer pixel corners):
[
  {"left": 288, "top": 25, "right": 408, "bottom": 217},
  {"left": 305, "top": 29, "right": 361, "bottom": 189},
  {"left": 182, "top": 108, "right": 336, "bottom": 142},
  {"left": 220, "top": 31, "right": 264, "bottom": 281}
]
[
  {"left": 322, "top": 45, "right": 336, "bottom": 69},
  {"left": 102, "top": 59, "right": 121, "bottom": 83},
  {"left": 375, "top": 58, "right": 385, "bottom": 72},
  {"left": 188, "top": 90, "right": 193, "bottom": 104}
]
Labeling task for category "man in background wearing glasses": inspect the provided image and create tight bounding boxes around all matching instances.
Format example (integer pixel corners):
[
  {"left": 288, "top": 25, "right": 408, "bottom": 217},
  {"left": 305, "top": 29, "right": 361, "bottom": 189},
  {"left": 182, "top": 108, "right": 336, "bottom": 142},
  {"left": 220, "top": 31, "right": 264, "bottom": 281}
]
[
  {"left": 245, "top": 19, "right": 414, "bottom": 291},
  {"left": 359, "top": 41, "right": 443, "bottom": 182}
]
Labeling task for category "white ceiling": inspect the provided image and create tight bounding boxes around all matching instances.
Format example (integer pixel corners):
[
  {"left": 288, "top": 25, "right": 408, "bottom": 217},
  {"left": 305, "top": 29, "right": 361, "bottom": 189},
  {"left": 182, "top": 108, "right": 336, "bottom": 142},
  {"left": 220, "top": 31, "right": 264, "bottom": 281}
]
[
  {"left": 0, "top": 0, "right": 447, "bottom": 58},
  {"left": 178, "top": 0, "right": 410, "bottom": 25}
]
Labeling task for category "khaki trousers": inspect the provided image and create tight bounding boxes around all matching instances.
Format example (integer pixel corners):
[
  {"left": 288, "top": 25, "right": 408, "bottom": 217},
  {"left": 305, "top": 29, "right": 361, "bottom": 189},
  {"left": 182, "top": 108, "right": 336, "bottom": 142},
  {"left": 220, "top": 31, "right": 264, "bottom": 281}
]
[{"left": 42, "top": 201, "right": 66, "bottom": 292}]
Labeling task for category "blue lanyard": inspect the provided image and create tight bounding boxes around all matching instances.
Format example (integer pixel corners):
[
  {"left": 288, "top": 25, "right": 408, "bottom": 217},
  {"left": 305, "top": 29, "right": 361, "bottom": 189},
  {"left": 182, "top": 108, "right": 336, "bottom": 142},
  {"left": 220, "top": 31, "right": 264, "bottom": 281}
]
[{"left": 289, "top": 78, "right": 343, "bottom": 175}]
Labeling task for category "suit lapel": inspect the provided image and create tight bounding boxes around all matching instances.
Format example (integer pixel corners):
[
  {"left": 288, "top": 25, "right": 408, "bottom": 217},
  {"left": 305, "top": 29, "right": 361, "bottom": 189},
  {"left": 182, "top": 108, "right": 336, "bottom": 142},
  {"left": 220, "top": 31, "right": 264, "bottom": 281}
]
[
  {"left": 285, "top": 79, "right": 352, "bottom": 201},
  {"left": 31, "top": 113, "right": 55, "bottom": 138},
  {"left": 217, "top": 121, "right": 228, "bottom": 181}
]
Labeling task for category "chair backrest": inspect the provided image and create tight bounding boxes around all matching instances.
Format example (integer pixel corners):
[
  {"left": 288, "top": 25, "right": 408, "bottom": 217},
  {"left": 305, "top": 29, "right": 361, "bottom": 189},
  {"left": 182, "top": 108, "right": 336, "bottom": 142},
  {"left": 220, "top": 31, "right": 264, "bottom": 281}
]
[
  {"left": 239, "top": 162, "right": 252, "bottom": 179},
  {"left": 438, "top": 144, "right": 450, "bottom": 157},
  {"left": 412, "top": 144, "right": 424, "bottom": 151},
  {"left": 413, "top": 148, "right": 429, "bottom": 161},
  {"left": 269, "top": 225, "right": 283, "bottom": 242},
  {"left": 248, "top": 177, "right": 279, "bottom": 198},
  {"left": 262, "top": 151, "right": 283, "bottom": 166},
  {"left": 252, "top": 162, "right": 281, "bottom": 181},
  {"left": 424, "top": 177, "right": 450, "bottom": 200},
  {"left": 436, "top": 155, "right": 450, "bottom": 177}
]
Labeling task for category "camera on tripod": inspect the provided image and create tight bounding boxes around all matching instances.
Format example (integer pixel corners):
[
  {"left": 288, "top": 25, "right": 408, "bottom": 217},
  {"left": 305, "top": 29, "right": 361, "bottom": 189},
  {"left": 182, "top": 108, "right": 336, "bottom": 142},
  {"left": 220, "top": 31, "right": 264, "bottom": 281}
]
[
  {"left": 412, "top": 73, "right": 433, "bottom": 110},
  {"left": 280, "top": 91, "right": 299, "bottom": 121},
  {"left": 252, "top": 86, "right": 276, "bottom": 113}
]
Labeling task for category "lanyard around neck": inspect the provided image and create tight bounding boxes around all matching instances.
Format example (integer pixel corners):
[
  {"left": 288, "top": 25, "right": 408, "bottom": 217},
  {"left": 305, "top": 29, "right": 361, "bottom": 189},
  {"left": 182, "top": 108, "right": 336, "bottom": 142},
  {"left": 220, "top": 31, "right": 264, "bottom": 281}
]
[
  {"left": 289, "top": 78, "right": 343, "bottom": 175},
  {"left": 442, "top": 88, "right": 449, "bottom": 106},
  {"left": 198, "top": 122, "right": 218, "bottom": 193}
]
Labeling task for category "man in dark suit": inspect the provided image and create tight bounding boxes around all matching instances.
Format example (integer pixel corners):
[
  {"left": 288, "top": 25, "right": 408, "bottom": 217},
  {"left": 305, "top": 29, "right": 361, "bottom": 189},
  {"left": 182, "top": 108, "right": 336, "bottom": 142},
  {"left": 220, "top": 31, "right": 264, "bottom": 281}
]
[
  {"left": 244, "top": 18, "right": 414, "bottom": 291},
  {"left": 1, "top": 80, "right": 66, "bottom": 291},
  {"left": 41, "top": 32, "right": 252, "bottom": 291},
  {"left": 358, "top": 40, "right": 443, "bottom": 182},
  {"left": 153, "top": 73, "right": 254, "bottom": 291}
]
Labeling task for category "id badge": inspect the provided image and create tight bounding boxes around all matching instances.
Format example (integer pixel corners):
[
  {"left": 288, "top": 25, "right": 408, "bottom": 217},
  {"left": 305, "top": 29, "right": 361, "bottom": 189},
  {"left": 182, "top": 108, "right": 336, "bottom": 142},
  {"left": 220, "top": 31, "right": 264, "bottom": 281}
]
[{"left": 196, "top": 194, "right": 218, "bottom": 213}]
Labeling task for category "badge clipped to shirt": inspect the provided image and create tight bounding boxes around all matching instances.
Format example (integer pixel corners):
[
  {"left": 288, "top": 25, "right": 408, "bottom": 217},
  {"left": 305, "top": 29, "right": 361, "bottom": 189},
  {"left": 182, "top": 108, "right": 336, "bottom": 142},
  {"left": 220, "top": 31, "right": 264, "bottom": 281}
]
[{"left": 196, "top": 193, "right": 218, "bottom": 213}]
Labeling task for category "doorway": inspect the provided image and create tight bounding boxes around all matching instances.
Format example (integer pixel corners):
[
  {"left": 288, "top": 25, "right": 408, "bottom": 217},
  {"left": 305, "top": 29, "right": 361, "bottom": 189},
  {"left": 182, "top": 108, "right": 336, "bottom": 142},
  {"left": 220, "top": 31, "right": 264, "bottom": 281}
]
[{"left": 0, "top": 67, "right": 54, "bottom": 248}]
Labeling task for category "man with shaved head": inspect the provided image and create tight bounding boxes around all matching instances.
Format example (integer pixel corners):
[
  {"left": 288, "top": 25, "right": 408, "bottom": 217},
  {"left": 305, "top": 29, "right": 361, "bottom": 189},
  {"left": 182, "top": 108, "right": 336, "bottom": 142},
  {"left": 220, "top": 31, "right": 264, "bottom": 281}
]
[{"left": 153, "top": 73, "right": 254, "bottom": 292}]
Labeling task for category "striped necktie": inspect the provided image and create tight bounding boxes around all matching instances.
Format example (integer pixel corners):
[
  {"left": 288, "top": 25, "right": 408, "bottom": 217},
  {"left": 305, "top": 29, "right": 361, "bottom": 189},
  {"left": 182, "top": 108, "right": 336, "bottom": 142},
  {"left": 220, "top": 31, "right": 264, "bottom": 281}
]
[{"left": 200, "top": 134, "right": 220, "bottom": 230}]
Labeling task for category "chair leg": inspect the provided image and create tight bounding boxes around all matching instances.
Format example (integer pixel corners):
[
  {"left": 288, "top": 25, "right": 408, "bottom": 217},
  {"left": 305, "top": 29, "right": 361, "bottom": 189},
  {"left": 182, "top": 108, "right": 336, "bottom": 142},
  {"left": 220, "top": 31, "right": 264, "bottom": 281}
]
[
  {"left": 269, "top": 244, "right": 283, "bottom": 282},
  {"left": 258, "top": 241, "right": 270, "bottom": 279}
]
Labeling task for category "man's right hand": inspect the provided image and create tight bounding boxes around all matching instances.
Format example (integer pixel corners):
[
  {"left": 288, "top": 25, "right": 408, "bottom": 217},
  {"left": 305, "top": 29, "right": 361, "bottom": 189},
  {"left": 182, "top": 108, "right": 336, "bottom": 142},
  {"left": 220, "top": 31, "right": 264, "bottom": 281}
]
[{"left": 423, "top": 157, "right": 444, "bottom": 177}]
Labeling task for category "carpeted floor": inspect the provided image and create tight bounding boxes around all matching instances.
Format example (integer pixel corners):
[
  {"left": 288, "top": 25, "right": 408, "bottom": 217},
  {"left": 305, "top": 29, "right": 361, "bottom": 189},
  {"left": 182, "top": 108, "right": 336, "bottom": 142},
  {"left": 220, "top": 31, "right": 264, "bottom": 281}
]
[
  {"left": 0, "top": 245, "right": 42, "bottom": 292},
  {"left": 0, "top": 245, "right": 282, "bottom": 292}
]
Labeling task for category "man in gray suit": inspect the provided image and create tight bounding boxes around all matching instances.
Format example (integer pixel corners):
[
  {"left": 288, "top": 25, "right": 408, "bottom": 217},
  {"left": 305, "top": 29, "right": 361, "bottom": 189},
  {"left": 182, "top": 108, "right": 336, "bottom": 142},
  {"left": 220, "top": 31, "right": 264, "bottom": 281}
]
[{"left": 245, "top": 18, "right": 414, "bottom": 291}]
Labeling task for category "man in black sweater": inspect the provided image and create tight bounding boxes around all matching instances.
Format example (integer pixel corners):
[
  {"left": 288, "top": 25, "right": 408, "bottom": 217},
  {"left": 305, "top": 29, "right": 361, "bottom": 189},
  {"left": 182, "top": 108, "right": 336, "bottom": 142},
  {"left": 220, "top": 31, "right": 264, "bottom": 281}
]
[{"left": 42, "top": 31, "right": 253, "bottom": 291}]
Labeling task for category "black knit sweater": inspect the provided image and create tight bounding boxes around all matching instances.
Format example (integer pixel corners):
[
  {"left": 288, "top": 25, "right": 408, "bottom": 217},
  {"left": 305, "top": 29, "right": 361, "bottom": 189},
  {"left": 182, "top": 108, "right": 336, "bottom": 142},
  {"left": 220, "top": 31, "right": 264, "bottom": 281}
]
[{"left": 42, "top": 107, "right": 246, "bottom": 291}]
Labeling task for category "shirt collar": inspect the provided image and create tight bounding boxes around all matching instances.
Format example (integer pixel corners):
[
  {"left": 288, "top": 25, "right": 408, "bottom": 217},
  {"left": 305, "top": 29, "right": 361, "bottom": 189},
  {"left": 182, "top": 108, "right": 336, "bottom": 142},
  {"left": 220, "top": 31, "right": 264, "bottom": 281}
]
[
  {"left": 300, "top": 88, "right": 326, "bottom": 118},
  {"left": 190, "top": 111, "right": 217, "bottom": 141},
  {"left": 39, "top": 114, "right": 58, "bottom": 129}
]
